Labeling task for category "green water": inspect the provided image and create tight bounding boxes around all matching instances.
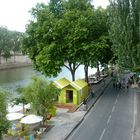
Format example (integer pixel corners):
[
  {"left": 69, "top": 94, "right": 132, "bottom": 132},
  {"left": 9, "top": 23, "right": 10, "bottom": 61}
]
[{"left": 0, "top": 65, "right": 96, "bottom": 93}]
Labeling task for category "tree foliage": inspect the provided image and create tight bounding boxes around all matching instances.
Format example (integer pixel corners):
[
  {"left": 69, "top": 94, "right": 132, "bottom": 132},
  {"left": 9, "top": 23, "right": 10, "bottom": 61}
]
[
  {"left": 21, "top": 1, "right": 113, "bottom": 82},
  {"left": 80, "top": 7, "right": 113, "bottom": 82},
  {"left": 21, "top": 0, "right": 94, "bottom": 81},
  {"left": 0, "top": 26, "right": 22, "bottom": 63},
  {"left": 109, "top": 0, "right": 140, "bottom": 70},
  {"left": 0, "top": 90, "right": 10, "bottom": 139},
  {"left": 21, "top": 75, "right": 60, "bottom": 124},
  {"left": 11, "top": 87, "right": 28, "bottom": 113}
]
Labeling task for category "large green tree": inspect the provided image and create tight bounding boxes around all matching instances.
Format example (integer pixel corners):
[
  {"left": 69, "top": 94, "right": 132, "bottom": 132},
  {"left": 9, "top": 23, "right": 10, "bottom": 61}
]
[
  {"left": 109, "top": 0, "right": 140, "bottom": 70},
  {"left": 21, "top": 0, "right": 95, "bottom": 81}
]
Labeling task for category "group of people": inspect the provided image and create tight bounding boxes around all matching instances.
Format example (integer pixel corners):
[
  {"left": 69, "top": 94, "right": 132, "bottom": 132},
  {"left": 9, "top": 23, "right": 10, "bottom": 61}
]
[{"left": 112, "top": 76, "right": 133, "bottom": 91}]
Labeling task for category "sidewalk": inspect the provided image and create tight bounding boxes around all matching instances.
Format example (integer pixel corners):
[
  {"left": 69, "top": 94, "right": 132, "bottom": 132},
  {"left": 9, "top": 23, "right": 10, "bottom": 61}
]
[
  {"left": 133, "top": 85, "right": 140, "bottom": 140},
  {"left": 40, "top": 76, "right": 112, "bottom": 140}
]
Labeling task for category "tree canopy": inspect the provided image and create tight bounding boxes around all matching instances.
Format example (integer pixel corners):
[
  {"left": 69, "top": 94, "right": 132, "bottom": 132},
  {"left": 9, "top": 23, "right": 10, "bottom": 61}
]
[
  {"left": 109, "top": 0, "right": 140, "bottom": 70},
  {"left": 21, "top": 0, "right": 95, "bottom": 81},
  {"left": 21, "top": 0, "right": 113, "bottom": 81}
]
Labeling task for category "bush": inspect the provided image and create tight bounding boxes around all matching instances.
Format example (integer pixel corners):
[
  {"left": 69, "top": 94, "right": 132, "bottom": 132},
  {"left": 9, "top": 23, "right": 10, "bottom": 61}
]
[{"left": 48, "top": 106, "right": 57, "bottom": 117}]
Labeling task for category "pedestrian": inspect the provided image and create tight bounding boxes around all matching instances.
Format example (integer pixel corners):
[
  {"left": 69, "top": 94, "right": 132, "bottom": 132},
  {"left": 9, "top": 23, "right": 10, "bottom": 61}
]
[
  {"left": 118, "top": 81, "right": 121, "bottom": 89},
  {"left": 91, "top": 92, "right": 94, "bottom": 98},
  {"left": 126, "top": 81, "right": 129, "bottom": 92},
  {"left": 113, "top": 82, "right": 115, "bottom": 88},
  {"left": 103, "top": 78, "right": 105, "bottom": 85},
  {"left": 121, "top": 79, "right": 125, "bottom": 92},
  {"left": 116, "top": 81, "right": 119, "bottom": 90},
  {"left": 111, "top": 72, "right": 114, "bottom": 77},
  {"left": 83, "top": 98, "right": 87, "bottom": 110}
]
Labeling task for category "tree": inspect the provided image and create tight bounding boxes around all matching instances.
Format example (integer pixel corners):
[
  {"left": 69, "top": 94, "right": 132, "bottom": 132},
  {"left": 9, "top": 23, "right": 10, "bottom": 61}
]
[
  {"left": 11, "top": 87, "right": 28, "bottom": 114},
  {"left": 10, "top": 31, "right": 21, "bottom": 63},
  {"left": 0, "top": 90, "right": 10, "bottom": 139},
  {"left": 0, "top": 27, "right": 21, "bottom": 63},
  {"left": 21, "top": 75, "right": 60, "bottom": 125},
  {"left": 49, "top": 0, "right": 64, "bottom": 16},
  {"left": 21, "top": 0, "right": 95, "bottom": 81},
  {"left": 0, "top": 27, "right": 9, "bottom": 63},
  {"left": 109, "top": 0, "right": 140, "bottom": 70},
  {"left": 80, "top": 7, "right": 113, "bottom": 82},
  {"left": 0, "top": 27, "right": 12, "bottom": 62}
]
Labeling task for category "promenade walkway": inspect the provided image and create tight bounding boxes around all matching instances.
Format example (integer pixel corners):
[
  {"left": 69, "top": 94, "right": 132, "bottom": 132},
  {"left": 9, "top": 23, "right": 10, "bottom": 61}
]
[{"left": 40, "top": 76, "right": 112, "bottom": 140}]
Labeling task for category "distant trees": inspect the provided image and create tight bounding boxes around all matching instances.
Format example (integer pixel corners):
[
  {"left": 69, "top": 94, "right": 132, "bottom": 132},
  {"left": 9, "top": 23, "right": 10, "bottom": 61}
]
[
  {"left": 109, "top": 0, "right": 140, "bottom": 70},
  {"left": 0, "top": 26, "right": 21, "bottom": 63}
]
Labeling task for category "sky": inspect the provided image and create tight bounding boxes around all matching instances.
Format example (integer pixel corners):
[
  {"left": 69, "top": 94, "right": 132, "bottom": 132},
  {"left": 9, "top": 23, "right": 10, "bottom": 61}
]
[{"left": 0, "top": 0, "right": 109, "bottom": 32}]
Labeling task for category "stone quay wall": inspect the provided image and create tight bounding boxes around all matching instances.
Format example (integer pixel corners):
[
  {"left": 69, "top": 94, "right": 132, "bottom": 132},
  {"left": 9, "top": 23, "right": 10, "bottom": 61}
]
[{"left": 0, "top": 55, "right": 32, "bottom": 70}]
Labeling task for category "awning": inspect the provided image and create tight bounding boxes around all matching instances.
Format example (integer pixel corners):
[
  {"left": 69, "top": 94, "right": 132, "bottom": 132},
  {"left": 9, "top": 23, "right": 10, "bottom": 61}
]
[
  {"left": 7, "top": 104, "right": 23, "bottom": 113},
  {"left": 6, "top": 113, "right": 24, "bottom": 121},
  {"left": 20, "top": 114, "right": 43, "bottom": 124}
]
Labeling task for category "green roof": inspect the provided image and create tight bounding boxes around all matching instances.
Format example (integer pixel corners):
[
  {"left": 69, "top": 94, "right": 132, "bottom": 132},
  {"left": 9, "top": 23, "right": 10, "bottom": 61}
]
[
  {"left": 70, "top": 79, "right": 88, "bottom": 90},
  {"left": 54, "top": 77, "right": 70, "bottom": 89}
]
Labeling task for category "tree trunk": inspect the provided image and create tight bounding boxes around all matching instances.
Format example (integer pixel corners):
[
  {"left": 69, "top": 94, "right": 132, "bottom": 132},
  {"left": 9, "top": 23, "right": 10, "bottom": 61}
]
[
  {"left": 84, "top": 64, "right": 89, "bottom": 83},
  {"left": 70, "top": 69, "right": 75, "bottom": 81},
  {"left": 0, "top": 53, "right": 1, "bottom": 64},
  {"left": 97, "top": 62, "right": 100, "bottom": 79},
  {"left": 64, "top": 62, "right": 80, "bottom": 81},
  {"left": 14, "top": 52, "right": 16, "bottom": 63}
]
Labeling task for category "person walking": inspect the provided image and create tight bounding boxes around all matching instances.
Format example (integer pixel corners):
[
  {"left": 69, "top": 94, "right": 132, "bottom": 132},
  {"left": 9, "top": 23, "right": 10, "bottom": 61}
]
[
  {"left": 121, "top": 79, "right": 125, "bottom": 92},
  {"left": 83, "top": 98, "right": 87, "bottom": 110},
  {"left": 126, "top": 80, "right": 129, "bottom": 92}
]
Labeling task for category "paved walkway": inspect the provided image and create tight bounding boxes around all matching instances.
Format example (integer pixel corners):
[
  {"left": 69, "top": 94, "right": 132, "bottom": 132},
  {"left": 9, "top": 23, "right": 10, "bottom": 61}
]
[
  {"left": 133, "top": 85, "right": 140, "bottom": 140},
  {"left": 40, "top": 76, "right": 112, "bottom": 140}
]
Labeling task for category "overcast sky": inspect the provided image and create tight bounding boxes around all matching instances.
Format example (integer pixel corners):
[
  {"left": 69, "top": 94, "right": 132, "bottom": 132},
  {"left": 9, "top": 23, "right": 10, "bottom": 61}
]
[{"left": 0, "top": 0, "right": 109, "bottom": 32}]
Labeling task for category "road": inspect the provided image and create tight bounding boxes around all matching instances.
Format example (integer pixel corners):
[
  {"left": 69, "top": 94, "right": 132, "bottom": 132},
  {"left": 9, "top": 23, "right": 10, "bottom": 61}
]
[{"left": 67, "top": 82, "right": 134, "bottom": 140}]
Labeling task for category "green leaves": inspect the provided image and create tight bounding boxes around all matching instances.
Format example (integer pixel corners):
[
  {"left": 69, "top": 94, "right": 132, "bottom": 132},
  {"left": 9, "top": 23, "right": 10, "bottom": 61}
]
[
  {"left": 21, "top": 0, "right": 113, "bottom": 81},
  {"left": 21, "top": 0, "right": 94, "bottom": 81},
  {"left": 109, "top": 0, "right": 140, "bottom": 70},
  {"left": 0, "top": 27, "right": 22, "bottom": 63},
  {"left": 21, "top": 75, "right": 60, "bottom": 122},
  {"left": 0, "top": 90, "right": 10, "bottom": 139}
]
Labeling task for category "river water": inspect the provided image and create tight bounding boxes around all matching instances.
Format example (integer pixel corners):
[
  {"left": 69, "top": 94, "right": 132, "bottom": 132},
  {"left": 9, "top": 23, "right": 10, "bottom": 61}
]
[{"left": 0, "top": 65, "right": 97, "bottom": 94}]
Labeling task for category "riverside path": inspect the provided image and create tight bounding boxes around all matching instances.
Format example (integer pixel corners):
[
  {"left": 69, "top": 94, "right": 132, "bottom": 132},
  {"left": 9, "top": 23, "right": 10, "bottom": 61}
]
[{"left": 67, "top": 81, "right": 134, "bottom": 140}]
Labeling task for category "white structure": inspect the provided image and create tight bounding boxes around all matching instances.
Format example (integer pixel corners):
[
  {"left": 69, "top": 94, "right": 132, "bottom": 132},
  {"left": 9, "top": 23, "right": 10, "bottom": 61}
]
[
  {"left": 20, "top": 114, "right": 43, "bottom": 124},
  {"left": 7, "top": 104, "right": 23, "bottom": 113},
  {"left": 6, "top": 113, "right": 24, "bottom": 121}
]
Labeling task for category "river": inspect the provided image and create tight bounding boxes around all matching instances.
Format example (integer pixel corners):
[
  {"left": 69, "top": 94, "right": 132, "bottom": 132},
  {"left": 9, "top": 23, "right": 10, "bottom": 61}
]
[{"left": 0, "top": 65, "right": 97, "bottom": 94}]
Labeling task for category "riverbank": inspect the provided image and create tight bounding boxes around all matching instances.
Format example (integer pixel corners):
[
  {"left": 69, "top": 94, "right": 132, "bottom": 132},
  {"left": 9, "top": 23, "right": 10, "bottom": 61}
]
[
  {"left": 0, "top": 55, "right": 32, "bottom": 70},
  {"left": 0, "top": 62, "right": 32, "bottom": 70}
]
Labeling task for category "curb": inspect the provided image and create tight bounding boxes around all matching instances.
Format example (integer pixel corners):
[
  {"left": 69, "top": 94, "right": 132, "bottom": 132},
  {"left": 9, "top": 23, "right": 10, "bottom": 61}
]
[
  {"left": 64, "top": 117, "right": 84, "bottom": 140},
  {"left": 86, "top": 78, "right": 112, "bottom": 115},
  {"left": 64, "top": 78, "right": 112, "bottom": 140},
  {"left": 0, "top": 62, "right": 32, "bottom": 70}
]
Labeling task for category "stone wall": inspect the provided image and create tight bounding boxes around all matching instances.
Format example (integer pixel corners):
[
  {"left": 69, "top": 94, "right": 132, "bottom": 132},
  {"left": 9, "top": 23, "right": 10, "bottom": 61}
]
[{"left": 0, "top": 55, "right": 32, "bottom": 70}]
